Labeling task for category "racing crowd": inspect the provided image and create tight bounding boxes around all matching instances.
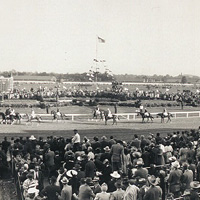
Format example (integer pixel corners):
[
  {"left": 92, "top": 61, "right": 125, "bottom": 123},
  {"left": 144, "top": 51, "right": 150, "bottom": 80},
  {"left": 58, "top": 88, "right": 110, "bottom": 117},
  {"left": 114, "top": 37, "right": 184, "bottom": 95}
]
[
  {"left": 1, "top": 128, "right": 200, "bottom": 200},
  {"left": 4, "top": 84, "right": 200, "bottom": 106}
]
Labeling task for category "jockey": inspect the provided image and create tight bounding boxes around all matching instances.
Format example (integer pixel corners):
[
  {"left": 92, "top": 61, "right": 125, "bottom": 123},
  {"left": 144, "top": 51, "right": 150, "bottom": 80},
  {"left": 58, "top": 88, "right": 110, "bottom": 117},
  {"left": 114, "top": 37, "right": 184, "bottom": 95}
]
[
  {"left": 144, "top": 108, "right": 149, "bottom": 117},
  {"left": 139, "top": 104, "right": 144, "bottom": 113},
  {"left": 31, "top": 109, "right": 35, "bottom": 119},
  {"left": 107, "top": 108, "right": 112, "bottom": 118},
  {"left": 10, "top": 108, "right": 15, "bottom": 116},
  {"left": 163, "top": 108, "right": 168, "bottom": 116},
  {"left": 56, "top": 108, "right": 61, "bottom": 116},
  {"left": 95, "top": 106, "right": 100, "bottom": 111}
]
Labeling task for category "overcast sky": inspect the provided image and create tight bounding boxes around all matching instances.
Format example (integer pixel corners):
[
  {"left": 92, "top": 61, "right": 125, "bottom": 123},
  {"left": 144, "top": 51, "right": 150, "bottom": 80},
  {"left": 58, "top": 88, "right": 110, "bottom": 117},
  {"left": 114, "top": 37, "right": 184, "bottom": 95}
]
[{"left": 0, "top": 0, "right": 199, "bottom": 76}]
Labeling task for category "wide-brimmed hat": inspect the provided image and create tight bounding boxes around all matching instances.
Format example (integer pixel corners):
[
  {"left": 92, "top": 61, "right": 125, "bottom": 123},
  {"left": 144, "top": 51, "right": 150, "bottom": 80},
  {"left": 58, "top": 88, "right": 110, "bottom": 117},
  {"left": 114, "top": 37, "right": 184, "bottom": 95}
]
[
  {"left": 190, "top": 181, "right": 200, "bottom": 189},
  {"left": 168, "top": 156, "right": 177, "bottom": 162},
  {"left": 110, "top": 171, "right": 120, "bottom": 179},
  {"left": 27, "top": 188, "right": 39, "bottom": 194},
  {"left": 136, "top": 160, "right": 144, "bottom": 166},
  {"left": 101, "top": 136, "right": 107, "bottom": 140},
  {"left": 85, "top": 177, "right": 93, "bottom": 185},
  {"left": 61, "top": 177, "right": 69, "bottom": 184},
  {"left": 29, "top": 135, "right": 36, "bottom": 140},
  {"left": 66, "top": 170, "right": 78, "bottom": 177},
  {"left": 148, "top": 175, "right": 159, "bottom": 186},
  {"left": 171, "top": 161, "right": 180, "bottom": 169},
  {"left": 93, "top": 177, "right": 100, "bottom": 182},
  {"left": 104, "top": 146, "right": 110, "bottom": 152}
]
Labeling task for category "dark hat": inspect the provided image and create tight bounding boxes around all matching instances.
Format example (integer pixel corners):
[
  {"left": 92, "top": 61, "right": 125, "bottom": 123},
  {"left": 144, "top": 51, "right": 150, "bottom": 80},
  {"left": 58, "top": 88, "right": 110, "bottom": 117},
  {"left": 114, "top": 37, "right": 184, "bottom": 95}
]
[
  {"left": 85, "top": 177, "right": 93, "bottom": 185},
  {"left": 73, "top": 129, "right": 78, "bottom": 132},
  {"left": 114, "top": 181, "right": 122, "bottom": 188},
  {"left": 128, "top": 179, "right": 136, "bottom": 185},
  {"left": 26, "top": 173, "right": 34, "bottom": 179}
]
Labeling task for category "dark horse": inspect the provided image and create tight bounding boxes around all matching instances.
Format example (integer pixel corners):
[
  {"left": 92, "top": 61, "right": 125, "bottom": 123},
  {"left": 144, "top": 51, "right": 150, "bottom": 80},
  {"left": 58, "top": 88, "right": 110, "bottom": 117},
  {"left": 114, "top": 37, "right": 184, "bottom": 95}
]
[
  {"left": 51, "top": 110, "right": 64, "bottom": 121},
  {"left": 104, "top": 111, "right": 119, "bottom": 125},
  {"left": 93, "top": 109, "right": 104, "bottom": 120},
  {"left": 0, "top": 112, "right": 22, "bottom": 125},
  {"left": 157, "top": 113, "right": 173, "bottom": 123},
  {"left": 137, "top": 112, "right": 154, "bottom": 123}
]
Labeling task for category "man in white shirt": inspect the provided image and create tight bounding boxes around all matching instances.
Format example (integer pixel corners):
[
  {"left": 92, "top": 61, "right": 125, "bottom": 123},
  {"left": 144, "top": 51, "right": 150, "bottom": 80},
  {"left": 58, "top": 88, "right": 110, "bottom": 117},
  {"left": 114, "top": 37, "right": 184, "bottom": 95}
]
[
  {"left": 124, "top": 179, "right": 139, "bottom": 200},
  {"left": 72, "top": 129, "right": 81, "bottom": 152}
]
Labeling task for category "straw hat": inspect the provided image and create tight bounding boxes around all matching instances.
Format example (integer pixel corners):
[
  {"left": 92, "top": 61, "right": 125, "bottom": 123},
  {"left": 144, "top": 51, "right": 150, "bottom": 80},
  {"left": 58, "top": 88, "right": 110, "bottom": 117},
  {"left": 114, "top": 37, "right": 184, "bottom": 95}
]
[
  {"left": 136, "top": 160, "right": 144, "bottom": 166},
  {"left": 171, "top": 161, "right": 180, "bottom": 169},
  {"left": 66, "top": 170, "right": 78, "bottom": 177},
  {"left": 168, "top": 156, "right": 177, "bottom": 162},
  {"left": 103, "top": 146, "right": 110, "bottom": 152},
  {"left": 93, "top": 177, "right": 100, "bottom": 182},
  {"left": 61, "top": 177, "right": 69, "bottom": 184},
  {"left": 110, "top": 171, "right": 120, "bottom": 179},
  {"left": 29, "top": 135, "right": 36, "bottom": 140},
  {"left": 190, "top": 181, "right": 200, "bottom": 189}
]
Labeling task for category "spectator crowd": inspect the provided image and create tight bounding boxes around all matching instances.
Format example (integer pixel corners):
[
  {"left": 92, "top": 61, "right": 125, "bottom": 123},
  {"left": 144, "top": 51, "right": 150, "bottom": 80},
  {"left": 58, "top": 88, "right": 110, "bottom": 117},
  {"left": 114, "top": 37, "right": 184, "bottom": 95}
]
[{"left": 1, "top": 128, "right": 200, "bottom": 199}]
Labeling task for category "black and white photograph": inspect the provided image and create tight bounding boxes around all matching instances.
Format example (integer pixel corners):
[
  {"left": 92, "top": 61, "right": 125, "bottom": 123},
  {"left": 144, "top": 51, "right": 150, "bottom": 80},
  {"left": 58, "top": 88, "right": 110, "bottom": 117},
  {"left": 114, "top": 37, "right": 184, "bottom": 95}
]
[{"left": 0, "top": 0, "right": 200, "bottom": 199}]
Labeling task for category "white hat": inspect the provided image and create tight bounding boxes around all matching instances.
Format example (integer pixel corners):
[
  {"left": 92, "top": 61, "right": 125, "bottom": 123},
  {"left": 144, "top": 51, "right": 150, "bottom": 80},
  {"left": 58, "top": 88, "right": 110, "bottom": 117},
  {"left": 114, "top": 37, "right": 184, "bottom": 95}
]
[
  {"left": 61, "top": 177, "right": 69, "bottom": 184},
  {"left": 171, "top": 161, "right": 180, "bottom": 169},
  {"left": 29, "top": 135, "right": 36, "bottom": 140},
  {"left": 27, "top": 188, "right": 39, "bottom": 194},
  {"left": 66, "top": 170, "right": 78, "bottom": 177},
  {"left": 110, "top": 171, "right": 120, "bottom": 179}
]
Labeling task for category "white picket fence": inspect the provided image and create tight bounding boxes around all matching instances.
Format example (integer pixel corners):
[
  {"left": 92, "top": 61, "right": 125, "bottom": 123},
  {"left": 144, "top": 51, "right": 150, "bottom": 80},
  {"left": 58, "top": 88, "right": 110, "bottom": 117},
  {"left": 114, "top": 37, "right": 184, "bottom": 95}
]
[{"left": 21, "top": 111, "right": 200, "bottom": 121}]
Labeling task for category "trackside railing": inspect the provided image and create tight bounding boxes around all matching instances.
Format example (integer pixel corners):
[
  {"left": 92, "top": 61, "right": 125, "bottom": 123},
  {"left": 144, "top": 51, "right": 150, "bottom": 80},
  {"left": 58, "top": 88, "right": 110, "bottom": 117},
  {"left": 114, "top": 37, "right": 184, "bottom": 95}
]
[{"left": 20, "top": 111, "right": 200, "bottom": 121}]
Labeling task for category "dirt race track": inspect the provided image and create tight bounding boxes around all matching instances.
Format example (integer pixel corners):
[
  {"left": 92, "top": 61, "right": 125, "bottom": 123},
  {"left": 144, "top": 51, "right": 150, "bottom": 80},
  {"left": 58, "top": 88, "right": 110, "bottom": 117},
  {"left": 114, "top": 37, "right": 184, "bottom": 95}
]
[{"left": 0, "top": 116, "right": 200, "bottom": 141}]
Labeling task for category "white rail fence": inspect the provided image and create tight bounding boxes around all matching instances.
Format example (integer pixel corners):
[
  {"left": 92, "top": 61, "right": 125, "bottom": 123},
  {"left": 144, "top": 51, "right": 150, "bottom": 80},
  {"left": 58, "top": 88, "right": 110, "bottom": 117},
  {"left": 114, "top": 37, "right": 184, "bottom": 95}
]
[{"left": 21, "top": 111, "right": 200, "bottom": 121}]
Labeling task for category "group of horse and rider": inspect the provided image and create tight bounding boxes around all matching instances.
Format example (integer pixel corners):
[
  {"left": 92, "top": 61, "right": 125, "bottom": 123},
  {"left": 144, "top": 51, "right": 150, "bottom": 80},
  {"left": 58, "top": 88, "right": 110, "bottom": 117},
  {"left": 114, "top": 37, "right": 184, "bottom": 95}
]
[{"left": 138, "top": 104, "right": 173, "bottom": 123}]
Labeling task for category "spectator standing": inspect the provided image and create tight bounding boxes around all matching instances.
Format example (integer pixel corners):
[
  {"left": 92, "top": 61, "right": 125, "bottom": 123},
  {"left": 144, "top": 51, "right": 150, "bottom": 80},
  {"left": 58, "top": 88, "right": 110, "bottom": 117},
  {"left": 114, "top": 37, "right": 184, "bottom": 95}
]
[
  {"left": 110, "top": 141, "right": 124, "bottom": 171},
  {"left": 143, "top": 175, "right": 162, "bottom": 200},
  {"left": 41, "top": 176, "right": 61, "bottom": 200},
  {"left": 72, "top": 129, "right": 80, "bottom": 152},
  {"left": 58, "top": 177, "right": 72, "bottom": 200},
  {"left": 124, "top": 179, "right": 139, "bottom": 200}
]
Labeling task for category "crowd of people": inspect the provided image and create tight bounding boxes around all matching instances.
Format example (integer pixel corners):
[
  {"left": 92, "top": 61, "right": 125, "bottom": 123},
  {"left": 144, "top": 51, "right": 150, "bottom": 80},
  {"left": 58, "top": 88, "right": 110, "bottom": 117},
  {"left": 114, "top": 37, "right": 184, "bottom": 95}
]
[
  {"left": 1, "top": 128, "right": 200, "bottom": 199},
  {"left": 3, "top": 84, "right": 200, "bottom": 107}
]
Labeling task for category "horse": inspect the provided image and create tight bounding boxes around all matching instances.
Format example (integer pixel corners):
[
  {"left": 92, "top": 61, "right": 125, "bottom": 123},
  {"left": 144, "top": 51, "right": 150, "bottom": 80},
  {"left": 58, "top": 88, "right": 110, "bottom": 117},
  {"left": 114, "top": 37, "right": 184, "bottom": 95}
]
[
  {"left": 137, "top": 111, "right": 154, "bottom": 123},
  {"left": 51, "top": 110, "right": 64, "bottom": 122},
  {"left": 93, "top": 109, "right": 104, "bottom": 120},
  {"left": 157, "top": 113, "right": 173, "bottom": 123},
  {"left": 25, "top": 113, "right": 42, "bottom": 124},
  {"left": 0, "top": 112, "right": 22, "bottom": 125},
  {"left": 104, "top": 111, "right": 119, "bottom": 125},
  {"left": 0, "top": 112, "right": 7, "bottom": 124}
]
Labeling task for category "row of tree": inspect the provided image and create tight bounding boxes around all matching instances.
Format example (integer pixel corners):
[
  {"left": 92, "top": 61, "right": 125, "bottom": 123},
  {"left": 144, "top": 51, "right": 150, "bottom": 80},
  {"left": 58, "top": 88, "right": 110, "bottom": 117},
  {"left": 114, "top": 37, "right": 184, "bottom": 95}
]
[{"left": 0, "top": 70, "right": 199, "bottom": 83}]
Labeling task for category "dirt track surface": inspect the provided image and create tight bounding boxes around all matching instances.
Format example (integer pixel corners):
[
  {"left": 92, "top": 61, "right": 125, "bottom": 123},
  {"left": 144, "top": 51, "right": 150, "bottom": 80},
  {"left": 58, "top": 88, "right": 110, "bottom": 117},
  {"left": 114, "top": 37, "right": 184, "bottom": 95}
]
[{"left": 0, "top": 117, "right": 199, "bottom": 141}]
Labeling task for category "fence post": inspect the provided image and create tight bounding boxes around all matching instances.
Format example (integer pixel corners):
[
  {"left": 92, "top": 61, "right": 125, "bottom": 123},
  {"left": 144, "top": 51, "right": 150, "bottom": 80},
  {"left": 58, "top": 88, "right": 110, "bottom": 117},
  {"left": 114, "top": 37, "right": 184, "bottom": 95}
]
[
  {"left": 127, "top": 114, "right": 129, "bottom": 120},
  {"left": 72, "top": 115, "right": 74, "bottom": 121},
  {"left": 186, "top": 113, "right": 189, "bottom": 118},
  {"left": 133, "top": 114, "right": 136, "bottom": 120}
]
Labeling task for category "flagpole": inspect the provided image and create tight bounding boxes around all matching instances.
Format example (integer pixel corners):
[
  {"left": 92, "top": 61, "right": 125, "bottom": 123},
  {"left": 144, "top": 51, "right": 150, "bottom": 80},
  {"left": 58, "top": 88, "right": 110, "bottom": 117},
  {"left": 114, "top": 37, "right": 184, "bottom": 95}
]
[{"left": 95, "top": 36, "right": 98, "bottom": 85}]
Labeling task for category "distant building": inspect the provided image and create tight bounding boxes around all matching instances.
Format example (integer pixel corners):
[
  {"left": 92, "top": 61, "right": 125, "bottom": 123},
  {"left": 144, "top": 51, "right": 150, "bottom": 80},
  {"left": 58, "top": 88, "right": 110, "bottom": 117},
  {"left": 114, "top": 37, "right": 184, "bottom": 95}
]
[
  {"left": 0, "top": 76, "right": 13, "bottom": 93},
  {"left": 13, "top": 75, "right": 57, "bottom": 83}
]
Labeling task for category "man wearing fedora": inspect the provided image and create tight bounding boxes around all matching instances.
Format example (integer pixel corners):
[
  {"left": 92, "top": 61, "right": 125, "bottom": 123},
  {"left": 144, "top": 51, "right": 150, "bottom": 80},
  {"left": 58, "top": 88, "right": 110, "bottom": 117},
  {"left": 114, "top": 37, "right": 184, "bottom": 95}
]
[
  {"left": 57, "top": 177, "right": 72, "bottom": 200},
  {"left": 134, "top": 160, "right": 148, "bottom": 179},
  {"left": 110, "top": 180, "right": 125, "bottom": 200},
  {"left": 78, "top": 177, "right": 95, "bottom": 200},
  {"left": 108, "top": 171, "right": 121, "bottom": 192},
  {"left": 93, "top": 176, "right": 101, "bottom": 194},
  {"left": 168, "top": 161, "right": 182, "bottom": 198},
  {"left": 143, "top": 175, "right": 162, "bottom": 200}
]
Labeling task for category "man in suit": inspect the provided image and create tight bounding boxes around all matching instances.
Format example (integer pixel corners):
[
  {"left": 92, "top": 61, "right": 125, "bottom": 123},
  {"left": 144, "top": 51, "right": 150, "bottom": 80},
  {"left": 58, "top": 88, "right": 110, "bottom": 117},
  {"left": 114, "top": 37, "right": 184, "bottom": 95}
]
[
  {"left": 110, "top": 181, "right": 125, "bottom": 200},
  {"left": 34, "top": 165, "right": 44, "bottom": 191},
  {"left": 110, "top": 141, "right": 124, "bottom": 171},
  {"left": 45, "top": 147, "right": 55, "bottom": 179},
  {"left": 78, "top": 177, "right": 95, "bottom": 200}
]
